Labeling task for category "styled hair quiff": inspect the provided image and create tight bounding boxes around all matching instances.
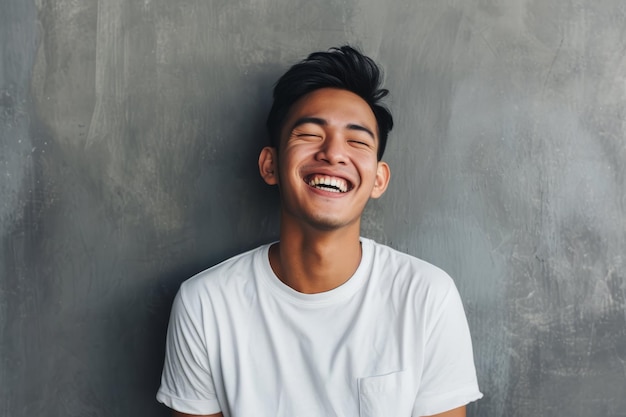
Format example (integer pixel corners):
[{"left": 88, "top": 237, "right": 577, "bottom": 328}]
[{"left": 266, "top": 46, "right": 393, "bottom": 160}]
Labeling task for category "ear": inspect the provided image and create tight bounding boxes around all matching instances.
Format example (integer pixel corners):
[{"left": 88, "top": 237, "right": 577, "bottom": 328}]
[
  {"left": 370, "top": 161, "right": 390, "bottom": 199},
  {"left": 259, "top": 146, "right": 279, "bottom": 185}
]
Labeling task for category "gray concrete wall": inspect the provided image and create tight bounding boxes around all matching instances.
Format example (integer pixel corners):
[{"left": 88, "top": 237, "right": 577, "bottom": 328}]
[{"left": 1, "top": 1, "right": 625, "bottom": 416}]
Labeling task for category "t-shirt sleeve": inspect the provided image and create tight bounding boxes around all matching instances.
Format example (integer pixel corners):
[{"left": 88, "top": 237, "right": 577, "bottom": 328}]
[
  {"left": 156, "top": 286, "right": 222, "bottom": 415},
  {"left": 412, "top": 280, "right": 483, "bottom": 416}
]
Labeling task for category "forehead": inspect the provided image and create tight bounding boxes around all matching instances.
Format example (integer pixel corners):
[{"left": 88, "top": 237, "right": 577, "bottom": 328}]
[{"left": 281, "top": 88, "right": 378, "bottom": 137}]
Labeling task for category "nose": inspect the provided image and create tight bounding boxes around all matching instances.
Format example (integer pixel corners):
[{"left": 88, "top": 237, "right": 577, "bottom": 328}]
[{"left": 315, "top": 133, "right": 347, "bottom": 165}]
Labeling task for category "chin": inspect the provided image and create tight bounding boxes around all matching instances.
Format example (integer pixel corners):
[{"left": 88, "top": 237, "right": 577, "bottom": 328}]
[{"left": 304, "top": 215, "right": 358, "bottom": 231}]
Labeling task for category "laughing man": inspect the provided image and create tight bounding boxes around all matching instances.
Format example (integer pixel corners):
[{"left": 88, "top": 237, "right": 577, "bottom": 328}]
[{"left": 157, "top": 46, "right": 482, "bottom": 417}]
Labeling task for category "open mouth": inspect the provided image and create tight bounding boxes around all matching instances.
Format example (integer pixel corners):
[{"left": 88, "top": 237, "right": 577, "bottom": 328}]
[{"left": 305, "top": 174, "right": 351, "bottom": 193}]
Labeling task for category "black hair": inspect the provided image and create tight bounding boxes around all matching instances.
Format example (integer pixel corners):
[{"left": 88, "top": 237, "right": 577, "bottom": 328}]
[{"left": 266, "top": 45, "right": 393, "bottom": 160}]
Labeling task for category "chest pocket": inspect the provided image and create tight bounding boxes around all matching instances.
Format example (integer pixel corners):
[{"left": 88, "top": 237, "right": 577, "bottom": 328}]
[{"left": 358, "top": 371, "right": 414, "bottom": 417}]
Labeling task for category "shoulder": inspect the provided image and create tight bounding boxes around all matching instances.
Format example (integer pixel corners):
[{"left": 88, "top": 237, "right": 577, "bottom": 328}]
[
  {"left": 363, "top": 238, "right": 457, "bottom": 299},
  {"left": 177, "top": 243, "right": 271, "bottom": 308},
  {"left": 364, "top": 238, "right": 454, "bottom": 284},
  {"left": 363, "top": 239, "right": 469, "bottom": 335}
]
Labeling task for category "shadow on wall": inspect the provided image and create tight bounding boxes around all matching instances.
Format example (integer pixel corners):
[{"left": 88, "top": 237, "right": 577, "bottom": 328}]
[{"left": 2, "top": 1, "right": 284, "bottom": 415}]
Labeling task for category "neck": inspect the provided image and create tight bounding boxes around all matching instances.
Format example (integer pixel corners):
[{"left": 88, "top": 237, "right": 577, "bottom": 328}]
[{"left": 269, "top": 218, "right": 363, "bottom": 294}]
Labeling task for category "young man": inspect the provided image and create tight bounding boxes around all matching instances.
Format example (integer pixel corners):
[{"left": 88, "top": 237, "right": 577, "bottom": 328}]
[{"left": 157, "top": 46, "right": 482, "bottom": 417}]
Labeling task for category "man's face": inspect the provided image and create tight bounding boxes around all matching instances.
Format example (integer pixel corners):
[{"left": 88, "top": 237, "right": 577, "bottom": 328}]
[{"left": 259, "top": 87, "right": 390, "bottom": 232}]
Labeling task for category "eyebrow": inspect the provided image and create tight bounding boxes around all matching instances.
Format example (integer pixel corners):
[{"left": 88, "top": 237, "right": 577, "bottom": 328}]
[{"left": 290, "top": 117, "right": 376, "bottom": 140}]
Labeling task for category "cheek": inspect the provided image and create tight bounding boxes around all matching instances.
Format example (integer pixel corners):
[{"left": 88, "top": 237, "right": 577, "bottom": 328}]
[
  {"left": 276, "top": 153, "right": 303, "bottom": 184},
  {"left": 280, "top": 147, "right": 314, "bottom": 171},
  {"left": 357, "top": 159, "right": 380, "bottom": 178}
]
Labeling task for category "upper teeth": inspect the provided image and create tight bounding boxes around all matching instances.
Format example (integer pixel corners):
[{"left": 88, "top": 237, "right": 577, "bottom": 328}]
[{"left": 309, "top": 176, "right": 348, "bottom": 193}]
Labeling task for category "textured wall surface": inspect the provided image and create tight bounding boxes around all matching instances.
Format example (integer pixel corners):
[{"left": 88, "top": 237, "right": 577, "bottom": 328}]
[{"left": 1, "top": 1, "right": 625, "bottom": 416}]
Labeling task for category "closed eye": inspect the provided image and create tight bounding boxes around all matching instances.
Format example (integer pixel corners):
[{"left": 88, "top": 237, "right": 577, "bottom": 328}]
[{"left": 348, "top": 139, "right": 371, "bottom": 147}]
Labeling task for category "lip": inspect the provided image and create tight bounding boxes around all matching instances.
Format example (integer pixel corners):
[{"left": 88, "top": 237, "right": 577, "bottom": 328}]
[
  {"left": 301, "top": 166, "right": 355, "bottom": 183},
  {"left": 302, "top": 171, "right": 355, "bottom": 193}
]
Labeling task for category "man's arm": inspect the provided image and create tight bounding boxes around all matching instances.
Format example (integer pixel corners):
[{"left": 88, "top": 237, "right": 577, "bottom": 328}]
[
  {"left": 172, "top": 411, "right": 223, "bottom": 417},
  {"left": 158, "top": 285, "right": 223, "bottom": 415},
  {"left": 424, "top": 405, "right": 465, "bottom": 417}
]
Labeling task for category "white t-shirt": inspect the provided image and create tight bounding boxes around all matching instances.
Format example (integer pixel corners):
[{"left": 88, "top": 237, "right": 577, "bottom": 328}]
[{"left": 157, "top": 238, "right": 482, "bottom": 417}]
